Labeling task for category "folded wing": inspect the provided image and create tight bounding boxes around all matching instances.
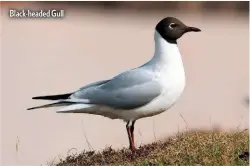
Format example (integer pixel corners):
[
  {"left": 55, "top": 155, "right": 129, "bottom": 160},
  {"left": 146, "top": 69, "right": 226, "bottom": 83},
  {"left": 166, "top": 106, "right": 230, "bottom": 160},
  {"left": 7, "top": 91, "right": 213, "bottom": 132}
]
[{"left": 71, "top": 69, "right": 163, "bottom": 110}]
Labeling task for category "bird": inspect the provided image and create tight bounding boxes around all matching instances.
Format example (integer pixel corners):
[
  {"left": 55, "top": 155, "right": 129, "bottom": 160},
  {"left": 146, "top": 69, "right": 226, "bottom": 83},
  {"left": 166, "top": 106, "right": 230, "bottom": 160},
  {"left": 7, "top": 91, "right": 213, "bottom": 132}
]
[{"left": 27, "top": 17, "right": 201, "bottom": 151}]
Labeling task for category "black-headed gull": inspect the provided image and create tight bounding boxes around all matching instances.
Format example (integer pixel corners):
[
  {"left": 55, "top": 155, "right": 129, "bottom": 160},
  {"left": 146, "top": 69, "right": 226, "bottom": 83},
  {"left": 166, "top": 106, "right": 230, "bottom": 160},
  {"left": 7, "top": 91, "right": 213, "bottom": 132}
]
[{"left": 28, "top": 17, "right": 201, "bottom": 151}]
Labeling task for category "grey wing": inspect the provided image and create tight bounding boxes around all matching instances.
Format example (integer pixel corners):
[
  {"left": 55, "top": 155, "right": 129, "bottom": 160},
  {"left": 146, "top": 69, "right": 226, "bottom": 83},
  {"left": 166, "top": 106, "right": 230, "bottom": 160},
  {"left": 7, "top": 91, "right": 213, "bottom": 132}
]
[
  {"left": 77, "top": 79, "right": 111, "bottom": 90},
  {"left": 70, "top": 69, "right": 163, "bottom": 110}
]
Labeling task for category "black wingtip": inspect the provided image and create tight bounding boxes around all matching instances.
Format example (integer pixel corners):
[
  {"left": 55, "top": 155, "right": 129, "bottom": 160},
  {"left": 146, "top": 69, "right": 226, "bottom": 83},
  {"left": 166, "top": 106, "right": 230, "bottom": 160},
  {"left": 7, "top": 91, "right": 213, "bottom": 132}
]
[
  {"left": 27, "top": 106, "right": 38, "bottom": 110},
  {"left": 32, "top": 96, "right": 48, "bottom": 100},
  {"left": 32, "top": 96, "right": 52, "bottom": 100},
  {"left": 31, "top": 93, "right": 72, "bottom": 100}
]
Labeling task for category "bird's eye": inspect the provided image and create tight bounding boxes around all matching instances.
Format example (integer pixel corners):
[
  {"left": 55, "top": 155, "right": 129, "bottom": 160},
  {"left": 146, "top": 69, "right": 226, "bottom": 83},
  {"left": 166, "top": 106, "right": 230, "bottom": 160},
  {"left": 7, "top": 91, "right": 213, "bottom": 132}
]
[{"left": 169, "top": 23, "right": 177, "bottom": 29}]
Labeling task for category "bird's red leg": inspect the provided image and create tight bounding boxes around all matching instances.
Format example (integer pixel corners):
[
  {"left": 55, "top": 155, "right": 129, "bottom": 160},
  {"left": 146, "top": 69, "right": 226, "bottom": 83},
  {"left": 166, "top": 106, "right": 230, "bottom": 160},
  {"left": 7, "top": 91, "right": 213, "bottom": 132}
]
[
  {"left": 126, "top": 121, "right": 136, "bottom": 151},
  {"left": 130, "top": 121, "right": 136, "bottom": 149},
  {"left": 126, "top": 124, "right": 133, "bottom": 150}
]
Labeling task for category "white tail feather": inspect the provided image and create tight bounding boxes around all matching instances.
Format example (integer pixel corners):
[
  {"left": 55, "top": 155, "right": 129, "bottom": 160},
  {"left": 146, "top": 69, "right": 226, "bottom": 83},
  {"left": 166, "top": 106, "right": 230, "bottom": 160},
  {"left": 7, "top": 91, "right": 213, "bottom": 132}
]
[{"left": 56, "top": 103, "right": 94, "bottom": 113}]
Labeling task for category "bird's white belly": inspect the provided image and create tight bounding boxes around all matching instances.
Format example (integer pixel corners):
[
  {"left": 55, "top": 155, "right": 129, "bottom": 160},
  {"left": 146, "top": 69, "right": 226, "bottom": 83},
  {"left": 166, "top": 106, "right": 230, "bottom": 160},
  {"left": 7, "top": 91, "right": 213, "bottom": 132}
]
[{"left": 118, "top": 86, "right": 185, "bottom": 121}]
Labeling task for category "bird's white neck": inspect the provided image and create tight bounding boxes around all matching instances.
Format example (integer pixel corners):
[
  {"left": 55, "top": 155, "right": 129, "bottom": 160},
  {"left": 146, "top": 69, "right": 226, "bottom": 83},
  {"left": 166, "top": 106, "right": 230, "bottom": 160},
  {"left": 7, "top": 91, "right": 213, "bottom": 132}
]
[
  {"left": 150, "top": 31, "right": 183, "bottom": 67},
  {"left": 150, "top": 30, "right": 186, "bottom": 94}
]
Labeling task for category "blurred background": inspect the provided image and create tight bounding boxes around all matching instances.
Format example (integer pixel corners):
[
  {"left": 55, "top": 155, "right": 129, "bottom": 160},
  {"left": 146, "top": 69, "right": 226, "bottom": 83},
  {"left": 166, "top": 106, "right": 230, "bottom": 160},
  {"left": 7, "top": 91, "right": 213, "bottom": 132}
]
[{"left": 1, "top": 2, "right": 249, "bottom": 166}]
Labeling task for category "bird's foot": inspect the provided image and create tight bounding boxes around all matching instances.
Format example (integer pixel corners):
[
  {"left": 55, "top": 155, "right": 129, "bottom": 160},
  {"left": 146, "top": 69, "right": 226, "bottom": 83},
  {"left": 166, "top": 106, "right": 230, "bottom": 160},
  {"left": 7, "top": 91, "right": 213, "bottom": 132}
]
[{"left": 129, "top": 146, "right": 137, "bottom": 152}]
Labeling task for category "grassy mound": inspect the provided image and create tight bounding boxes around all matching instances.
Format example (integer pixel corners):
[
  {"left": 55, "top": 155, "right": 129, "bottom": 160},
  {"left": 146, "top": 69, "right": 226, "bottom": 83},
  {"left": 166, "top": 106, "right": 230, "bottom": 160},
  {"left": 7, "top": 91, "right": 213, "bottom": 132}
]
[{"left": 56, "top": 129, "right": 249, "bottom": 166}]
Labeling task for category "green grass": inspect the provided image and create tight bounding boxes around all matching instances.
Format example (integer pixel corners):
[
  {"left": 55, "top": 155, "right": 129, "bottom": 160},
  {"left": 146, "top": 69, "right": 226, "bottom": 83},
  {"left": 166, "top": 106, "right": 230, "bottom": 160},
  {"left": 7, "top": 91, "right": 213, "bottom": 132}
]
[{"left": 56, "top": 129, "right": 249, "bottom": 166}]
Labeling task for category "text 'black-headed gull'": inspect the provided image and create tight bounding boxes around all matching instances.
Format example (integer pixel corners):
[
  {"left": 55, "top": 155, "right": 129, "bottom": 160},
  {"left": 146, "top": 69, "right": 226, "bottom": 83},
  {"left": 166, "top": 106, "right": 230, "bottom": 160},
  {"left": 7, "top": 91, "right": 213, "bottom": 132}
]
[{"left": 28, "top": 17, "right": 201, "bottom": 151}]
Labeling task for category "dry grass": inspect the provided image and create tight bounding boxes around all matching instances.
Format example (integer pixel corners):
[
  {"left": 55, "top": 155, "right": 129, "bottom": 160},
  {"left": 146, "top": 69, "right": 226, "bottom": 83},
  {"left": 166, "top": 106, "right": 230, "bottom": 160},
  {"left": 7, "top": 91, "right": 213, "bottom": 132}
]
[{"left": 56, "top": 129, "right": 249, "bottom": 166}]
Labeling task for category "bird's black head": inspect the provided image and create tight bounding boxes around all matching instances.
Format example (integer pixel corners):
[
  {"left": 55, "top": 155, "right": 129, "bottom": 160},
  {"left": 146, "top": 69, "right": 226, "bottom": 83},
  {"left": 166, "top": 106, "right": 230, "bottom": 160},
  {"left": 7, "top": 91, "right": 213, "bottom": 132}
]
[{"left": 156, "top": 17, "right": 201, "bottom": 44}]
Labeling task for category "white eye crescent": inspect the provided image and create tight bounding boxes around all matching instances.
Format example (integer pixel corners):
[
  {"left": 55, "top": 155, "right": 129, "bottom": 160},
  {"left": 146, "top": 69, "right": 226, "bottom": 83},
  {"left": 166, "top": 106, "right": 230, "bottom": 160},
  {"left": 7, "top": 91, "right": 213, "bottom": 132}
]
[{"left": 169, "top": 23, "right": 177, "bottom": 29}]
